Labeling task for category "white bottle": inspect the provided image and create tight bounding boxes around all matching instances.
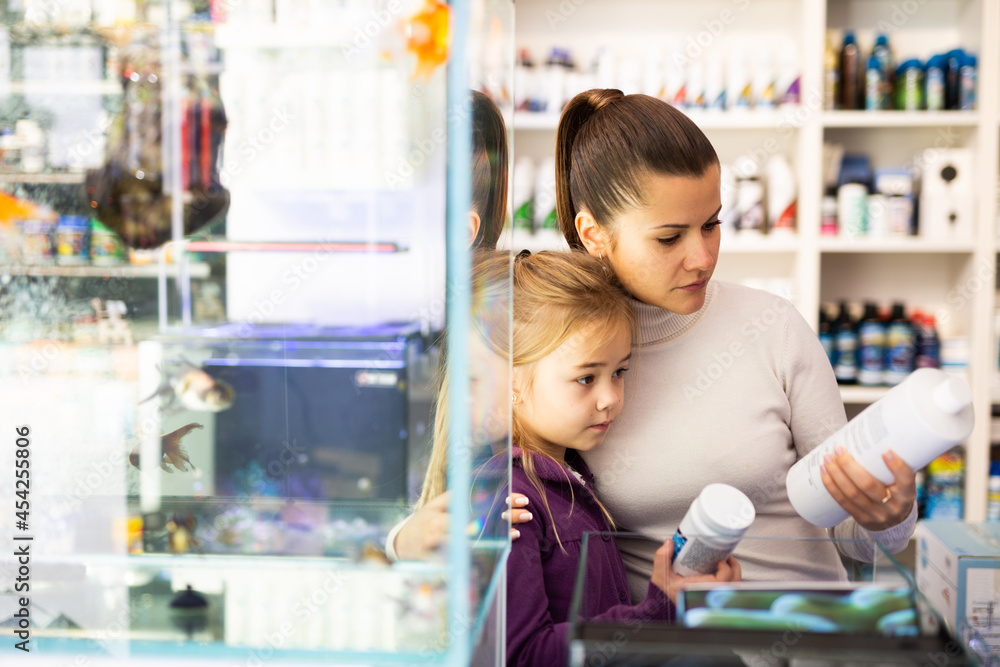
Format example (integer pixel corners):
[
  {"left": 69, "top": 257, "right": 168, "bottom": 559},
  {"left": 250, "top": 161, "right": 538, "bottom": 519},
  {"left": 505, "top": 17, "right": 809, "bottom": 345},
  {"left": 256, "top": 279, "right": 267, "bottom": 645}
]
[
  {"left": 511, "top": 157, "right": 535, "bottom": 232},
  {"left": 533, "top": 157, "right": 558, "bottom": 231},
  {"left": 735, "top": 159, "right": 765, "bottom": 235},
  {"left": 786, "top": 368, "right": 974, "bottom": 528},
  {"left": 765, "top": 154, "right": 796, "bottom": 234},
  {"left": 672, "top": 483, "right": 755, "bottom": 576}
]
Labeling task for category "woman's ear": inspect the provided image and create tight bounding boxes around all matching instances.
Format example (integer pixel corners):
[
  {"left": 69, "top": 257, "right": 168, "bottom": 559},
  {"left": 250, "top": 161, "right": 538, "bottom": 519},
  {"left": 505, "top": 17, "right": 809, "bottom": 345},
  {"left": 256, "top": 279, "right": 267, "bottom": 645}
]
[
  {"left": 467, "top": 211, "right": 482, "bottom": 248},
  {"left": 575, "top": 210, "right": 608, "bottom": 258}
]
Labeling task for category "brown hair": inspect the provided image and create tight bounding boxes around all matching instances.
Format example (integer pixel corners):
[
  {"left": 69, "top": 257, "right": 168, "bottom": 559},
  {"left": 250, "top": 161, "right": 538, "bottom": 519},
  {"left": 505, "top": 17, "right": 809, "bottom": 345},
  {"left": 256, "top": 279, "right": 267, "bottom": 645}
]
[
  {"left": 417, "top": 250, "right": 637, "bottom": 546},
  {"left": 471, "top": 91, "right": 509, "bottom": 250},
  {"left": 556, "top": 89, "right": 720, "bottom": 250}
]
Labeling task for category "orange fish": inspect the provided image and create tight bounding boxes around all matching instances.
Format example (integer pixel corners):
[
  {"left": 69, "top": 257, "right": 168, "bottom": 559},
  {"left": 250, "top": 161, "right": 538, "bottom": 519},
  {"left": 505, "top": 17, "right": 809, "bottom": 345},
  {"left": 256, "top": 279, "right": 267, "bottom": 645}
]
[
  {"left": 405, "top": 0, "right": 450, "bottom": 81},
  {"left": 129, "top": 422, "right": 203, "bottom": 473},
  {"left": 0, "top": 191, "right": 52, "bottom": 224}
]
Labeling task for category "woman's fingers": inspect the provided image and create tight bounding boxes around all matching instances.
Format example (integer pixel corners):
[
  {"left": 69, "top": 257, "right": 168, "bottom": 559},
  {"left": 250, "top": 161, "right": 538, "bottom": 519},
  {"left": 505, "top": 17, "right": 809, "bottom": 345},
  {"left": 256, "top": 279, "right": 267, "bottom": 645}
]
[{"left": 822, "top": 448, "right": 917, "bottom": 531}]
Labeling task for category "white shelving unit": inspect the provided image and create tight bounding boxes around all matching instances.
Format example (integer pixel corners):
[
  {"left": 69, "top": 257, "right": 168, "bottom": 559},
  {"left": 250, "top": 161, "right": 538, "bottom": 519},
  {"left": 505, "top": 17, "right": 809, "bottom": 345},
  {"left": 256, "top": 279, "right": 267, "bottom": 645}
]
[{"left": 512, "top": 0, "right": 1000, "bottom": 521}]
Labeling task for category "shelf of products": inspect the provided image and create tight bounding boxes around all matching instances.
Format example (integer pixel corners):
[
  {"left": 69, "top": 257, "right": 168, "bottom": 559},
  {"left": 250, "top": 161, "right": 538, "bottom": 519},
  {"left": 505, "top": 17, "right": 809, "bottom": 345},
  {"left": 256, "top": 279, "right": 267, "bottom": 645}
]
[{"left": 511, "top": 0, "right": 999, "bottom": 522}]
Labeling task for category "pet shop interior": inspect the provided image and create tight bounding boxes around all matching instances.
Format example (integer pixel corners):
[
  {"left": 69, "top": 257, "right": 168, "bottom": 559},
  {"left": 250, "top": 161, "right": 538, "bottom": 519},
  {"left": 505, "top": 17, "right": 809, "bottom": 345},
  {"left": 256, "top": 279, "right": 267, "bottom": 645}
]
[{"left": 0, "top": 0, "right": 999, "bottom": 665}]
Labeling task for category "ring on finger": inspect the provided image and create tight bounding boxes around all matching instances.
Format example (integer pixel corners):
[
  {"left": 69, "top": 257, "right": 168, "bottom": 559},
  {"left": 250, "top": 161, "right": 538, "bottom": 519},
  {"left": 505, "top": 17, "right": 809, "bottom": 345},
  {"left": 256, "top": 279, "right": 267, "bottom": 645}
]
[{"left": 881, "top": 489, "right": 892, "bottom": 504}]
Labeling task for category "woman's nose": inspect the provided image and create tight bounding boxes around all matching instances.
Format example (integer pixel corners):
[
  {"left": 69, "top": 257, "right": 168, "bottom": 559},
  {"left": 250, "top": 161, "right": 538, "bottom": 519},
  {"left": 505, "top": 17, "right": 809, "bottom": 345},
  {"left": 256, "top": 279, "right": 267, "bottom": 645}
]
[{"left": 684, "top": 235, "right": 715, "bottom": 272}]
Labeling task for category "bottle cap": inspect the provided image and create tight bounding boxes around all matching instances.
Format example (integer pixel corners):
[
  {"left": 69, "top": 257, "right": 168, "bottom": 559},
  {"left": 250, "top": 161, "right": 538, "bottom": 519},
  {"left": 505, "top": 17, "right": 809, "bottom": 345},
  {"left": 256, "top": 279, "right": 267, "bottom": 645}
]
[
  {"left": 932, "top": 376, "right": 972, "bottom": 415},
  {"left": 697, "top": 483, "right": 755, "bottom": 534}
]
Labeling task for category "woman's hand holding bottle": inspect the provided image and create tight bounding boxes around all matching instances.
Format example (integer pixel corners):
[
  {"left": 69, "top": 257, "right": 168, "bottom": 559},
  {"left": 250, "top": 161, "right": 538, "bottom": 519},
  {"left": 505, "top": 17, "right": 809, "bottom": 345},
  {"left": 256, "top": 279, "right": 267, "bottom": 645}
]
[{"left": 819, "top": 448, "right": 917, "bottom": 532}]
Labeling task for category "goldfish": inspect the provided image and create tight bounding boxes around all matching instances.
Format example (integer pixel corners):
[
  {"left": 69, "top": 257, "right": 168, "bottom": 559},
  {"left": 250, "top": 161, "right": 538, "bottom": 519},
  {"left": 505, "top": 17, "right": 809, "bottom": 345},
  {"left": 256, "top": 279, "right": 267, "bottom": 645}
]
[
  {"left": 139, "top": 359, "right": 234, "bottom": 414},
  {"left": 129, "top": 422, "right": 203, "bottom": 473},
  {"left": 404, "top": 0, "right": 450, "bottom": 81}
]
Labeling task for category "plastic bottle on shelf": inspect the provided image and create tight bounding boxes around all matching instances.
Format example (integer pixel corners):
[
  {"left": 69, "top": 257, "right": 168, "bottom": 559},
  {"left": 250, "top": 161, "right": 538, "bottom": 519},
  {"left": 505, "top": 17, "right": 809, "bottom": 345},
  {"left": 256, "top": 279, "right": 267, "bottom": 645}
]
[
  {"left": 857, "top": 302, "right": 886, "bottom": 387},
  {"left": 839, "top": 31, "right": 861, "bottom": 110},
  {"left": 776, "top": 39, "right": 800, "bottom": 108},
  {"left": 511, "top": 157, "right": 535, "bottom": 233},
  {"left": 727, "top": 44, "right": 752, "bottom": 111},
  {"left": 914, "top": 311, "right": 941, "bottom": 370},
  {"left": 786, "top": 368, "right": 974, "bottom": 528},
  {"left": 988, "top": 461, "right": 1000, "bottom": 522},
  {"left": 514, "top": 49, "right": 536, "bottom": 111},
  {"left": 735, "top": 161, "right": 765, "bottom": 235},
  {"left": 872, "top": 33, "right": 894, "bottom": 109},
  {"left": 821, "top": 188, "right": 838, "bottom": 236},
  {"left": 833, "top": 301, "right": 858, "bottom": 385},
  {"left": 533, "top": 157, "right": 558, "bottom": 232},
  {"left": 924, "top": 448, "right": 965, "bottom": 520},
  {"left": 719, "top": 164, "right": 740, "bottom": 235},
  {"left": 705, "top": 50, "right": 726, "bottom": 111},
  {"left": 752, "top": 45, "right": 776, "bottom": 109},
  {"left": 837, "top": 182, "right": 867, "bottom": 239},
  {"left": 896, "top": 60, "right": 924, "bottom": 111},
  {"left": 544, "top": 48, "right": 568, "bottom": 113},
  {"left": 959, "top": 53, "right": 977, "bottom": 111},
  {"left": 884, "top": 302, "right": 916, "bottom": 386},
  {"left": 765, "top": 154, "right": 795, "bottom": 234},
  {"left": 672, "top": 483, "right": 755, "bottom": 576},
  {"left": 819, "top": 305, "right": 836, "bottom": 369},
  {"left": 925, "top": 55, "right": 945, "bottom": 112},
  {"left": 824, "top": 36, "right": 839, "bottom": 110},
  {"left": 864, "top": 54, "right": 883, "bottom": 112},
  {"left": 944, "top": 49, "right": 964, "bottom": 110}
]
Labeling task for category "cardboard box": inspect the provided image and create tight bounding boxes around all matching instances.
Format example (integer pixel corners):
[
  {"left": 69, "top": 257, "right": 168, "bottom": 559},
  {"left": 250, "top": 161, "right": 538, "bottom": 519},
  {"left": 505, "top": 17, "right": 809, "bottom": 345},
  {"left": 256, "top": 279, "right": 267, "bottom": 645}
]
[{"left": 915, "top": 521, "right": 1000, "bottom": 653}]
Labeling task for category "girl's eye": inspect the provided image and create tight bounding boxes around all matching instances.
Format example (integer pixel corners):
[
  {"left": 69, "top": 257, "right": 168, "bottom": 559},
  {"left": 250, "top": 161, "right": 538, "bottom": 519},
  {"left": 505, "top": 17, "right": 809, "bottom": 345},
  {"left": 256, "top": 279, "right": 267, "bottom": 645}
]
[
  {"left": 656, "top": 235, "right": 680, "bottom": 246},
  {"left": 576, "top": 375, "right": 595, "bottom": 386},
  {"left": 613, "top": 367, "right": 629, "bottom": 378},
  {"left": 702, "top": 220, "right": 722, "bottom": 233}
]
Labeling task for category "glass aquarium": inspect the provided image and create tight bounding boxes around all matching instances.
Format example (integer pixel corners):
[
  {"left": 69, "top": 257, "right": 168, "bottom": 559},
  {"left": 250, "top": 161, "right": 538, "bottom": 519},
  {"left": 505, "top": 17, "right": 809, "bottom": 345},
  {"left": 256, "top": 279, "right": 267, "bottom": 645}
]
[
  {"left": 0, "top": 0, "right": 515, "bottom": 664},
  {"left": 568, "top": 534, "right": 980, "bottom": 666}
]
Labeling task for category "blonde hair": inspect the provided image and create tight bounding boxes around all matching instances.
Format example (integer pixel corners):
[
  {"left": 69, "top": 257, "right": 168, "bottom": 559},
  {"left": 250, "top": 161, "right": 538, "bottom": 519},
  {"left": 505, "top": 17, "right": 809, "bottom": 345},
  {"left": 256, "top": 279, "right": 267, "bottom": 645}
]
[{"left": 416, "top": 250, "right": 638, "bottom": 545}]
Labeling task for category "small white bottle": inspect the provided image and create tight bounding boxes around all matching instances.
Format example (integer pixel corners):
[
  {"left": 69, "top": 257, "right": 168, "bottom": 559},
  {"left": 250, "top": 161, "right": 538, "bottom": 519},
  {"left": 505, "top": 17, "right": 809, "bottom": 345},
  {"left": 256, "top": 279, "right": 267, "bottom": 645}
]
[
  {"left": 786, "top": 368, "right": 974, "bottom": 528},
  {"left": 672, "top": 483, "right": 755, "bottom": 576}
]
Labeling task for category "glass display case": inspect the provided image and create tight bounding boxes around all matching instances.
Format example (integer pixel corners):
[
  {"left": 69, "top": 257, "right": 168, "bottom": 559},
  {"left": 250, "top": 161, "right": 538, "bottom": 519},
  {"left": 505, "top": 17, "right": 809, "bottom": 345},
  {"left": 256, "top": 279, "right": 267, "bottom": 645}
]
[
  {"left": 569, "top": 534, "right": 983, "bottom": 666},
  {"left": 0, "top": 0, "right": 514, "bottom": 664}
]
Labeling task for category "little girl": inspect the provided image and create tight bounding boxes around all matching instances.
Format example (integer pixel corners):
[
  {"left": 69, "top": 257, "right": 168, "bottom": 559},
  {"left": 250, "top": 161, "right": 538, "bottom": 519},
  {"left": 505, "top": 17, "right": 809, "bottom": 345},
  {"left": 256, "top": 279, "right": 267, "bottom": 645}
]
[{"left": 493, "top": 250, "right": 741, "bottom": 666}]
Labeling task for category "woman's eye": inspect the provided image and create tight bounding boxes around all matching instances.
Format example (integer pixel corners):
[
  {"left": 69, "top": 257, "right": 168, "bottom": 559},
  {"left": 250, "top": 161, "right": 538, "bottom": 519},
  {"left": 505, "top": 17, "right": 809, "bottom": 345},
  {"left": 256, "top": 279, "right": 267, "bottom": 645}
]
[
  {"left": 576, "top": 375, "right": 595, "bottom": 385},
  {"left": 613, "top": 367, "right": 629, "bottom": 378},
  {"left": 656, "top": 236, "right": 680, "bottom": 246},
  {"left": 703, "top": 220, "right": 722, "bottom": 233}
]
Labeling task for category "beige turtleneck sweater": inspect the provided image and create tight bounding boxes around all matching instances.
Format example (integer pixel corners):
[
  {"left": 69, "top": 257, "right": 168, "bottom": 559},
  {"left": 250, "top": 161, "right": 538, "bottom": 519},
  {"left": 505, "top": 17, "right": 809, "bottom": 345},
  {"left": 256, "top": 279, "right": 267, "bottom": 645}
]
[{"left": 580, "top": 280, "right": 917, "bottom": 600}]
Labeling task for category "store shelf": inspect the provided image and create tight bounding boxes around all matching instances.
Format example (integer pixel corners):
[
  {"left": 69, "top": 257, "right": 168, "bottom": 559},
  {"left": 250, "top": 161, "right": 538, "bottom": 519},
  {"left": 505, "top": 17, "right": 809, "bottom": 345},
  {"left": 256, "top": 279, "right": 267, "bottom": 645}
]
[
  {"left": 818, "top": 237, "right": 976, "bottom": 253},
  {"left": 513, "top": 108, "right": 803, "bottom": 132},
  {"left": 7, "top": 79, "right": 121, "bottom": 96},
  {"left": 839, "top": 385, "right": 891, "bottom": 404},
  {"left": 0, "top": 171, "right": 86, "bottom": 184},
  {"left": 1, "top": 262, "right": 211, "bottom": 278},
  {"left": 214, "top": 24, "right": 352, "bottom": 49},
  {"left": 501, "top": 228, "right": 569, "bottom": 252},
  {"left": 821, "top": 111, "right": 980, "bottom": 128},
  {"left": 720, "top": 234, "right": 800, "bottom": 253}
]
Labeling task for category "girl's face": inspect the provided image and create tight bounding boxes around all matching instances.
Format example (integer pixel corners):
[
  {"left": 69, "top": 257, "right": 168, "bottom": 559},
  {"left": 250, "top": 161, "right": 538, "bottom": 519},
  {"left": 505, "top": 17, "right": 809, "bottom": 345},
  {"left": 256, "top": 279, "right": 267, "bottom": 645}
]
[
  {"left": 513, "top": 321, "right": 632, "bottom": 461},
  {"left": 589, "top": 165, "right": 722, "bottom": 315}
]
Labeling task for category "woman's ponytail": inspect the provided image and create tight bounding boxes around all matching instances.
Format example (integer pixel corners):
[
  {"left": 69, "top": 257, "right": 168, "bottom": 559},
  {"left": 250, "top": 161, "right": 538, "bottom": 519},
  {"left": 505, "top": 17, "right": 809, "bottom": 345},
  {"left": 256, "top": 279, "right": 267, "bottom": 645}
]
[{"left": 556, "top": 89, "right": 625, "bottom": 251}]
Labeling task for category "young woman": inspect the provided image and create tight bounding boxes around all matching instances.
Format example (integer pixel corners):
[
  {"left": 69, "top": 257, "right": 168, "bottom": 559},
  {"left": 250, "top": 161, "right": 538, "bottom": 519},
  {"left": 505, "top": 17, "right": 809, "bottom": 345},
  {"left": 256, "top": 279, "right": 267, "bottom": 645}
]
[{"left": 547, "top": 88, "right": 916, "bottom": 599}]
